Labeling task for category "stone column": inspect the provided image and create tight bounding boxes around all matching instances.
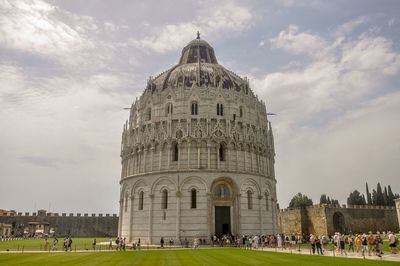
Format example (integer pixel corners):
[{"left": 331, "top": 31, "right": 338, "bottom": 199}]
[
  {"left": 258, "top": 195, "right": 263, "bottom": 234},
  {"left": 167, "top": 143, "right": 171, "bottom": 170},
  {"left": 187, "top": 142, "right": 191, "bottom": 169},
  {"left": 271, "top": 198, "right": 276, "bottom": 234},
  {"left": 236, "top": 148, "right": 239, "bottom": 171},
  {"left": 129, "top": 195, "right": 134, "bottom": 242},
  {"left": 176, "top": 191, "right": 181, "bottom": 241},
  {"left": 243, "top": 148, "right": 246, "bottom": 171},
  {"left": 159, "top": 145, "right": 162, "bottom": 171},
  {"left": 148, "top": 194, "right": 154, "bottom": 244},
  {"left": 177, "top": 142, "right": 181, "bottom": 169},
  {"left": 207, "top": 193, "right": 212, "bottom": 237},
  {"left": 227, "top": 147, "right": 230, "bottom": 171},
  {"left": 143, "top": 147, "right": 147, "bottom": 173},
  {"left": 207, "top": 142, "right": 211, "bottom": 169},
  {"left": 150, "top": 145, "right": 155, "bottom": 172},
  {"left": 132, "top": 151, "right": 137, "bottom": 175},
  {"left": 236, "top": 194, "right": 241, "bottom": 236},
  {"left": 197, "top": 142, "right": 201, "bottom": 169},
  {"left": 118, "top": 199, "right": 123, "bottom": 237},
  {"left": 250, "top": 147, "right": 254, "bottom": 172},
  {"left": 217, "top": 144, "right": 220, "bottom": 169},
  {"left": 138, "top": 148, "right": 142, "bottom": 174}
]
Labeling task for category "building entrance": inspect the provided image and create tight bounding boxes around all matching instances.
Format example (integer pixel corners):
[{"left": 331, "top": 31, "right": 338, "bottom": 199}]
[{"left": 215, "top": 206, "right": 230, "bottom": 236}]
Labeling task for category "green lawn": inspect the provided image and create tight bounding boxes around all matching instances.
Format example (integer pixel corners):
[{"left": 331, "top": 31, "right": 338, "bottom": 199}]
[
  {"left": 0, "top": 238, "right": 110, "bottom": 251},
  {"left": 0, "top": 248, "right": 398, "bottom": 266}
]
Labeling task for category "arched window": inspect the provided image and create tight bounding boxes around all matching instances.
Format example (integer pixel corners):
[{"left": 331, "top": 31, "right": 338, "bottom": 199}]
[
  {"left": 166, "top": 103, "right": 173, "bottom": 115},
  {"left": 239, "top": 106, "right": 243, "bottom": 117},
  {"left": 214, "top": 184, "right": 230, "bottom": 198},
  {"left": 191, "top": 102, "right": 198, "bottom": 115},
  {"left": 219, "top": 144, "right": 225, "bottom": 162},
  {"left": 161, "top": 189, "right": 168, "bottom": 209},
  {"left": 138, "top": 191, "right": 144, "bottom": 210},
  {"left": 217, "top": 103, "right": 224, "bottom": 116},
  {"left": 146, "top": 108, "right": 151, "bottom": 121},
  {"left": 191, "top": 189, "right": 197, "bottom": 209},
  {"left": 265, "top": 194, "right": 269, "bottom": 211},
  {"left": 173, "top": 143, "right": 179, "bottom": 161},
  {"left": 247, "top": 190, "right": 253, "bottom": 209}
]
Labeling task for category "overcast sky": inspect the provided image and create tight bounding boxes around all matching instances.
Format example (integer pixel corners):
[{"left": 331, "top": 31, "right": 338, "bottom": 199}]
[{"left": 1, "top": 0, "right": 399, "bottom": 214}]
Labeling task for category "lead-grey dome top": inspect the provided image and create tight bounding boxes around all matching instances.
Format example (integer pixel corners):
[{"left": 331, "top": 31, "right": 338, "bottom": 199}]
[{"left": 146, "top": 34, "right": 252, "bottom": 95}]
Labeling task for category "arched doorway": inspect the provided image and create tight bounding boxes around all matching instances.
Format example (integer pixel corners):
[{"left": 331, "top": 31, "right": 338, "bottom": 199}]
[
  {"left": 210, "top": 177, "right": 238, "bottom": 237},
  {"left": 333, "top": 212, "right": 346, "bottom": 233}
]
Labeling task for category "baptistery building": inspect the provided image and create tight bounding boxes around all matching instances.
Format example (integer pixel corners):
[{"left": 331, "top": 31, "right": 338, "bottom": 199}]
[{"left": 118, "top": 34, "right": 277, "bottom": 244}]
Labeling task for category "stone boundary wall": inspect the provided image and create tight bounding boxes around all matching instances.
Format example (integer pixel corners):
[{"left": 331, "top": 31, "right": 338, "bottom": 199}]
[
  {"left": 0, "top": 211, "right": 118, "bottom": 237},
  {"left": 279, "top": 204, "right": 396, "bottom": 212},
  {"left": 278, "top": 204, "right": 399, "bottom": 236}
]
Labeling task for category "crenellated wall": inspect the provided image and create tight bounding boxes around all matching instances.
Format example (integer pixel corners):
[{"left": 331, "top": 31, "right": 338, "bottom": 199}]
[
  {"left": 279, "top": 204, "right": 399, "bottom": 236},
  {"left": 0, "top": 210, "right": 118, "bottom": 237}
]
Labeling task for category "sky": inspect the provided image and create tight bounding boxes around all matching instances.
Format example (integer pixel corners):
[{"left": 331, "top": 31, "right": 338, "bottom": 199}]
[{"left": 1, "top": 0, "right": 399, "bottom": 214}]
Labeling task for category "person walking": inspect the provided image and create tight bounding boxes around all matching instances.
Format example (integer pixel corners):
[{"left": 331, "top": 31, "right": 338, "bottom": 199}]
[
  {"left": 361, "top": 234, "right": 368, "bottom": 257},
  {"left": 388, "top": 231, "right": 398, "bottom": 254},
  {"left": 67, "top": 237, "right": 73, "bottom": 251},
  {"left": 375, "top": 234, "right": 383, "bottom": 258},
  {"left": 367, "top": 231, "right": 375, "bottom": 256},
  {"left": 347, "top": 235, "right": 354, "bottom": 253},
  {"left": 315, "top": 236, "right": 323, "bottom": 255},
  {"left": 52, "top": 237, "right": 58, "bottom": 251},
  {"left": 43, "top": 238, "right": 49, "bottom": 251},
  {"left": 160, "top": 237, "right": 164, "bottom": 248},
  {"left": 310, "top": 234, "right": 316, "bottom": 254}
]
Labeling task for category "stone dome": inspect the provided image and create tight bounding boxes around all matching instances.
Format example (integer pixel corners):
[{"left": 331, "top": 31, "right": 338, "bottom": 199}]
[{"left": 147, "top": 36, "right": 252, "bottom": 95}]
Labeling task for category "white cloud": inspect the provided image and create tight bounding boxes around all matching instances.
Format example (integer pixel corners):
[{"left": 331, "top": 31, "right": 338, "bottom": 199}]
[
  {"left": 269, "top": 25, "right": 327, "bottom": 57},
  {"left": 130, "top": 1, "right": 253, "bottom": 53},
  {"left": 252, "top": 24, "right": 400, "bottom": 205},
  {"left": 277, "top": 0, "right": 324, "bottom": 8},
  {"left": 276, "top": 91, "right": 400, "bottom": 206},
  {"left": 334, "top": 16, "right": 368, "bottom": 37},
  {"left": 0, "top": 1, "right": 96, "bottom": 64}
]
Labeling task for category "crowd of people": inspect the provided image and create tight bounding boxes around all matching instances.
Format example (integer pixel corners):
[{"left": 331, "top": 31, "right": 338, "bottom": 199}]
[{"left": 308, "top": 231, "right": 399, "bottom": 257}]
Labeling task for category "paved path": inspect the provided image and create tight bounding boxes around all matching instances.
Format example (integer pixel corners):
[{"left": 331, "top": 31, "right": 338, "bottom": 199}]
[
  {"left": 257, "top": 246, "right": 400, "bottom": 262},
  {"left": 1, "top": 246, "right": 399, "bottom": 262}
]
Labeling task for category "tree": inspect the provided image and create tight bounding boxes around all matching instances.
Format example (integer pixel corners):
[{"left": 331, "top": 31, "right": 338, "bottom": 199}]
[
  {"left": 347, "top": 190, "right": 366, "bottom": 205},
  {"left": 331, "top": 198, "right": 340, "bottom": 205},
  {"left": 366, "top": 182, "right": 372, "bottom": 205},
  {"left": 376, "top": 183, "right": 385, "bottom": 206},
  {"left": 388, "top": 185, "right": 396, "bottom": 206},
  {"left": 320, "top": 194, "right": 328, "bottom": 204},
  {"left": 319, "top": 194, "right": 340, "bottom": 205},
  {"left": 372, "top": 189, "right": 377, "bottom": 205},
  {"left": 289, "top": 192, "right": 313, "bottom": 208},
  {"left": 383, "top": 186, "right": 388, "bottom": 206}
]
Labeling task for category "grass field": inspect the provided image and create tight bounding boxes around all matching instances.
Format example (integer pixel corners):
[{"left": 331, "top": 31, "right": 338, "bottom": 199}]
[
  {"left": 0, "top": 248, "right": 398, "bottom": 266},
  {"left": 0, "top": 238, "right": 110, "bottom": 251}
]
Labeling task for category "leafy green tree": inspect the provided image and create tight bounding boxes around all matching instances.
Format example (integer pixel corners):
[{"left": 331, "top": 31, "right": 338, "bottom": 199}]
[
  {"left": 347, "top": 190, "right": 366, "bottom": 205},
  {"left": 288, "top": 192, "right": 313, "bottom": 208}
]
